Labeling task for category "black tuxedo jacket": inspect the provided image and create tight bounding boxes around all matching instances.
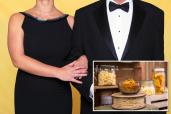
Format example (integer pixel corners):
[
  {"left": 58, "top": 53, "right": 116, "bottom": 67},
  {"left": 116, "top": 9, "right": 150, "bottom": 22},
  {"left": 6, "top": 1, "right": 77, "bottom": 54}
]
[{"left": 69, "top": 0, "right": 164, "bottom": 114}]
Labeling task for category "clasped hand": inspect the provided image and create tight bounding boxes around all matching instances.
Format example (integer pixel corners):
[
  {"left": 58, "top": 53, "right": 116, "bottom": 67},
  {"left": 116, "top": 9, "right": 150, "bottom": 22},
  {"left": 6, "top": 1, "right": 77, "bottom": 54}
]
[{"left": 57, "top": 55, "right": 88, "bottom": 84}]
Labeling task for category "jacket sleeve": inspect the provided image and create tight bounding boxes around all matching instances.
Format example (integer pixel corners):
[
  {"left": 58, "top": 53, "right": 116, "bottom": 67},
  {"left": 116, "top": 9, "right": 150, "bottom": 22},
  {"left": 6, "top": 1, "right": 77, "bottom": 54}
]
[
  {"left": 68, "top": 10, "right": 92, "bottom": 102},
  {"left": 154, "top": 10, "right": 164, "bottom": 60}
]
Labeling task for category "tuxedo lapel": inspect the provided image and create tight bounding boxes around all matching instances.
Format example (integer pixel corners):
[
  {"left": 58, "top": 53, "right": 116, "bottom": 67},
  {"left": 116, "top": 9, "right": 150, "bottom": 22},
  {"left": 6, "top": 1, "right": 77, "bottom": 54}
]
[
  {"left": 93, "top": 0, "right": 118, "bottom": 60},
  {"left": 121, "top": 0, "right": 146, "bottom": 60},
  {"left": 93, "top": 0, "right": 146, "bottom": 60}
]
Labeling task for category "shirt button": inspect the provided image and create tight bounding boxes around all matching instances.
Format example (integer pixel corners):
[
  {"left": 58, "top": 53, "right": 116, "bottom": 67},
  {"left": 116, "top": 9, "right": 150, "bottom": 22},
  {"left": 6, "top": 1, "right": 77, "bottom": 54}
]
[
  {"left": 118, "top": 30, "right": 120, "bottom": 33},
  {"left": 118, "top": 47, "right": 120, "bottom": 50},
  {"left": 118, "top": 15, "right": 120, "bottom": 17}
]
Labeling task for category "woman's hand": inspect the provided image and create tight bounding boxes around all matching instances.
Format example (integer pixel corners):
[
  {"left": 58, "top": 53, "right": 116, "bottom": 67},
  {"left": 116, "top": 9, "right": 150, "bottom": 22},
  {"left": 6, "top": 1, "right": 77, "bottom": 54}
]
[
  {"left": 56, "top": 61, "right": 87, "bottom": 84},
  {"left": 75, "top": 55, "right": 88, "bottom": 69},
  {"left": 73, "top": 55, "right": 88, "bottom": 80}
]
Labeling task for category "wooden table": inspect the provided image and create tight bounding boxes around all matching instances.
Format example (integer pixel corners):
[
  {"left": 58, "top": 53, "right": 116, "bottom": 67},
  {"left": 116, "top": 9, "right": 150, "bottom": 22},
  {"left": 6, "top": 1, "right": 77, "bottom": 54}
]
[{"left": 95, "top": 104, "right": 158, "bottom": 111}]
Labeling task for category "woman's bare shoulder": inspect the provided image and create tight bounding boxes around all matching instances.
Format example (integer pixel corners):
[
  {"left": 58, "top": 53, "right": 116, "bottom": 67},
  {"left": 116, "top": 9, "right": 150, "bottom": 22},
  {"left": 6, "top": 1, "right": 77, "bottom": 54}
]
[{"left": 9, "top": 12, "right": 25, "bottom": 26}]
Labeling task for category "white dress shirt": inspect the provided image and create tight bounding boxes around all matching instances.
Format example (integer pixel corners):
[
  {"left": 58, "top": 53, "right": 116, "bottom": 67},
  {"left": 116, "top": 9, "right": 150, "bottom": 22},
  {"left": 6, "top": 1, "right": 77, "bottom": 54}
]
[
  {"left": 107, "top": 0, "right": 133, "bottom": 60},
  {"left": 90, "top": 0, "right": 133, "bottom": 99},
  {"left": 89, "top": 84, "right": 93, "bottom": 99}
]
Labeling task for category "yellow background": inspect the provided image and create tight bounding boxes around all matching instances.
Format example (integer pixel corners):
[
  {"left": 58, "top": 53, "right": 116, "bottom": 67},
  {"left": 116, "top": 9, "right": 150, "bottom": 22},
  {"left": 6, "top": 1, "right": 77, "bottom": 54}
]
[{"left": 0, "top": 0, "right": 170, "bottom": 114}]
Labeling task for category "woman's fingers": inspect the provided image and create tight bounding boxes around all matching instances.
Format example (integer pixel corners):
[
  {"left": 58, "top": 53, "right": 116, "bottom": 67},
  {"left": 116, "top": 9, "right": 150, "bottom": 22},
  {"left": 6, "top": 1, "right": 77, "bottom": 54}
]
[
  {"left": 75, "top": 64, "right": 88, "bottom": 69},
  {"left": 75, "top": 62, "right": 88, "bottom": 69},
  {"left": 73, "top": 66, "right": 83, "bottom": 70},
  {"left": 74, "top": 73, "right": 87, "bottom": 77},
  {"left": 73, "top": 69, "right": 87, "bottom": 74}
]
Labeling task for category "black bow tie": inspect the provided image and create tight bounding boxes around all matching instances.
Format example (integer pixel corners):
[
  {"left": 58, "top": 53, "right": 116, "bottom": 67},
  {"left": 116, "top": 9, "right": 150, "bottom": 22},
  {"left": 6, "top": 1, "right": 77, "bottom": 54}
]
[{"left": 109, "top": 2, "right": 129, "bottom": 12}]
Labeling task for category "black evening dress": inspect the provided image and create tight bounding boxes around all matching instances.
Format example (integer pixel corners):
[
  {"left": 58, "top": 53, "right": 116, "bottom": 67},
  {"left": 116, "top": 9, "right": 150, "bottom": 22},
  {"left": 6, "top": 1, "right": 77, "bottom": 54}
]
[{"left": 15, "top": 12, "right": 72, "bottom": 114}]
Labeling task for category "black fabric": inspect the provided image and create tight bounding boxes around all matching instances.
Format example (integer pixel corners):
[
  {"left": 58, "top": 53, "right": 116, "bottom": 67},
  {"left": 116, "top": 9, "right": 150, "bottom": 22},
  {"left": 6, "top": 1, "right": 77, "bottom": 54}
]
[
  {"left": 70, "top": 0, "right": 164, "bottom": 114},
  {"left": 109, "top": 2, "right": 129, "bottom": 12},
  {"left": 15, "top": 12, "right": 73, "bottom": 114}
]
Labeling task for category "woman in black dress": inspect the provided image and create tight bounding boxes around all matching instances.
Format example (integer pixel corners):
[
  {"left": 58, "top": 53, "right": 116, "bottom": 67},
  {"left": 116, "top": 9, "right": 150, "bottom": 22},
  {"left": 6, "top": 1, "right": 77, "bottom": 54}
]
[{"left": 8, "top": 0, "right": 87, "bottom": 114}]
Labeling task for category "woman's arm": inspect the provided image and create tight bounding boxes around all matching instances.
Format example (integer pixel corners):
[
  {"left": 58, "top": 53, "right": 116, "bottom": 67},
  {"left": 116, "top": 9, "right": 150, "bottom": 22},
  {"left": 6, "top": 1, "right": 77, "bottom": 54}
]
[{"left": 8, "top": 13, "right": 86, "bottom": 84}]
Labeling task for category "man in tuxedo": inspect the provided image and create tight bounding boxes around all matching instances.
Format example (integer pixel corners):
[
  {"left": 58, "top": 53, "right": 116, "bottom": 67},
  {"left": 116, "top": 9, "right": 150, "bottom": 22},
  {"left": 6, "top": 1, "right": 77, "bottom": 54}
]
[{"left": 70, "top": 0, "right": 164, "bottom": 114}]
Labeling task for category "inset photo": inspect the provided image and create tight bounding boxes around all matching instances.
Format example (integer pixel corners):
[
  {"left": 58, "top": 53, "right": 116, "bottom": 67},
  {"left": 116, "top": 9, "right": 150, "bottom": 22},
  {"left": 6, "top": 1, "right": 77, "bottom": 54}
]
[{"left": 93, "top": 61, "right": 168, "bottom": 111}]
